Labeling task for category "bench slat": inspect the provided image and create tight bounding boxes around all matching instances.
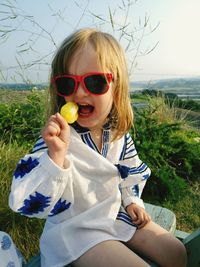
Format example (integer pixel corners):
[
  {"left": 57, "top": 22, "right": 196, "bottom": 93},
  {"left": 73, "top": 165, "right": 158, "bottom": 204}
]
[
  {"left": 145, "top": 203, "right": 176, "bottom": 234},
  {"left": 183, "top": 228, "right": 200, "bottom": 267}
]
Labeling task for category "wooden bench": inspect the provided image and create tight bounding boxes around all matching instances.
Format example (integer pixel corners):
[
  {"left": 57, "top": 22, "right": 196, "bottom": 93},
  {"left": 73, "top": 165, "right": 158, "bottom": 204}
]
[
  {"left": 182, "top": 228, "right": 200, "bottom": 267},
  {"left": 145, "top": 203, "right": 176, "bottom": 234},
  {"left": 25, "top": 203, "right": 200, "bottom": 267}
]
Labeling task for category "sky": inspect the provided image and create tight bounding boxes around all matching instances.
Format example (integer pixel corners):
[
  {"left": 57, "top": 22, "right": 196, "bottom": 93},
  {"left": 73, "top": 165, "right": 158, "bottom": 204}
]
[{"left": 0, "top": 0, "right": 200, "bottom": 83}]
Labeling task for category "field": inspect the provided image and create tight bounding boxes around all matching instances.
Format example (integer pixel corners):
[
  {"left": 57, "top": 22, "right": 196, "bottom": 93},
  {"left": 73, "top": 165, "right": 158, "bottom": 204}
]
[
  {"left": 0, "top": 87, "right": 200, "bottom": 261},
  {"left": 0, "top": 89, "right": 31, "bottom": 104}
]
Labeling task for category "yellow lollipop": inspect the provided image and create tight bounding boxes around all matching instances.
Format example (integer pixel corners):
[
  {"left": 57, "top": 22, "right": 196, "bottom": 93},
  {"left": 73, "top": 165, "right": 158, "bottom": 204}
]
[{"left": 60, "top": 102, "right": 79, "bottom": 124}]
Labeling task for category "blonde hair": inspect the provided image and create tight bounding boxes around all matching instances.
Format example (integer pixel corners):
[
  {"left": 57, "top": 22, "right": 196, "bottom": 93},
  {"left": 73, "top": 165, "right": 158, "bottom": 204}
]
[{"left": 49, "top": 28, "right": 133, "bottom": 140}]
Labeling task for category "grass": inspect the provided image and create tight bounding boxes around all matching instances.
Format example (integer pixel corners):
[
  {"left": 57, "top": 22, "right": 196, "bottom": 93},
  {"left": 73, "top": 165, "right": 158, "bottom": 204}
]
[
  {"left": 168, "top": 185, "right": 200, "bottom": 233},
  {"left": 146, "top": 183, "right": 200, "bottom": 233}
]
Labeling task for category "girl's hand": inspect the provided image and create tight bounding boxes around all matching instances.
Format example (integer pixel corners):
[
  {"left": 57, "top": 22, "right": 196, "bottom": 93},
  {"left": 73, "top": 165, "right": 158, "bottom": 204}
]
[
  {"left": 126, "top": 203, "right": 151, "bottom": 229},
  {"left": 41, "top": 113, "right": 70, "bottom": 168}
]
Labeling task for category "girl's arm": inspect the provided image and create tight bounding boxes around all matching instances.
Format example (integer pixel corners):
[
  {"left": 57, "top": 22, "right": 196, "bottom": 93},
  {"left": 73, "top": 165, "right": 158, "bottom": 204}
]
[
  {"left": 120, "top": 180, "right": 147, "bottom": 208},
  {"left": 9, "top": 113, "right": 74, "bottom": 219},
  {"left": 9, "top": 140, "right": 74, "bottom": 219},
  {"left": 117, "top": 133, "right": 151, "bottom": 226}
]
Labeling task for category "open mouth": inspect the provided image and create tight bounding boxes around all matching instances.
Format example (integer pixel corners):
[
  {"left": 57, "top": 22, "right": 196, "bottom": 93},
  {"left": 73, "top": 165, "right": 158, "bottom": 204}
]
[{"left": 78, "top": 104, "right": 94, "bottom": 117}]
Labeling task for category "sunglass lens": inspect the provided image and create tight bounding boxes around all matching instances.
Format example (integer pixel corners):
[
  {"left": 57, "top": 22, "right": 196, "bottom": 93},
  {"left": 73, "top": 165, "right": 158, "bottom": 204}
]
[
  {"left": 55, "top": 77, "right": 75, "bottom": 96},
  {"left": 84, "top": 74, "right": 108, "bottom": 94}
]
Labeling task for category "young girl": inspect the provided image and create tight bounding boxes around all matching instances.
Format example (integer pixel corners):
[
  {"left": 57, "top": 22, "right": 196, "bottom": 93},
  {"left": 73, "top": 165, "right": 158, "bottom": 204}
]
[{"left": 9, "top": 28, "right": 187, "bottom": 267}]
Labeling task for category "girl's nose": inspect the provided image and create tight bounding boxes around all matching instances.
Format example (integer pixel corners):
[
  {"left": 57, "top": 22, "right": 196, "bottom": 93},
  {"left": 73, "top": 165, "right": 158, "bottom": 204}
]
[{"left": 75, "top": 82, "right": 89, "bottom": 98}]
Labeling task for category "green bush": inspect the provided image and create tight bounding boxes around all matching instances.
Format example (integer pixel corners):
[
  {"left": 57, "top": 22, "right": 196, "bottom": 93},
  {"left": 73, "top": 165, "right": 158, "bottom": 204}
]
[
  {"left": 0, "top": 90, "right": 46, "bottom": 145},
  {"left": 173, "top": 98, "right": 200, "bottom": 112},
  {"left": 132, "top": 102, "right": 200, "bottom": 203}
]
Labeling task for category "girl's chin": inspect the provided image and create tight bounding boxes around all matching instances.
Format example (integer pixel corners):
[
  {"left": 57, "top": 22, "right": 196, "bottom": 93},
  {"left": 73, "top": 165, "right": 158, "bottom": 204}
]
[{"left": 77, "top": 117, "right": 105, "bottom": 130}]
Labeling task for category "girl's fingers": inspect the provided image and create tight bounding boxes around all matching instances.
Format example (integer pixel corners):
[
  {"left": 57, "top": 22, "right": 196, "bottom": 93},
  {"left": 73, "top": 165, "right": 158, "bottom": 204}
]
[
  {"left": 55, "top": 112, "right": 69, "bottom": 129},
  {"left": 127, "top": 204, "right": 151, "bottom": 229},
  {"left": 45, "top": 113, "right": 68, "bottom": 134},
  {"left": 132, "top": 210, "right": 151, "bottom": 225},
  {"left": 135, "top": 213, "right": 151, "bottom": 228},
  {"left": 129, "top": 210, "right": 138, "bottom": 221},
  {"left": 48, "top": 121, "right": 61, "bottom": 136},
  {"left": 42, "top": 116, "right": 61, "bottom": 137},
  {"left": 133, "top": 213, "right": 144, "bottom": 225}
]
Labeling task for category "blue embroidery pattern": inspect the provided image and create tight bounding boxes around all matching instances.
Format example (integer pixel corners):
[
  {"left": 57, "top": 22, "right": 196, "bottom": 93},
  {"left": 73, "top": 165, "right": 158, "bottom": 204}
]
[
  {"left": 31, "top": 137, "right": 48, "bottom": 153},
  {"left": 49, "top": 198, "right": 71, "bottom": 216},
  {"left": 81, "top": 129, "right": 110, "bottom": 157},
  {"left": 116, "top": 164, "right": 131, "bottom": 179},
  {"left": 143, "top": 174, "right": 150, "bottom": 180},
  {"left": 116, "top": 163, "right": 150, "bottom": 180},
  {"left": 117, "top": 211, "right": 137, "bottom": 227},
  {"left": 119, "top": 133, "right": 137, "bottom": 160},
  {"left": 1, "top": 235, "right": 12, "bottom": 250},
  {"left": 132, "top": 184, "right": 139, "bottom": 197},
  {"left": 81, "top": 132, "right": 99, "bottom": 153},
  {"left": 14, "top": 157, "right": 39, "bottom": 179},
  {"left": 18, "top": 192, "right": 51, "bottom": 215}
]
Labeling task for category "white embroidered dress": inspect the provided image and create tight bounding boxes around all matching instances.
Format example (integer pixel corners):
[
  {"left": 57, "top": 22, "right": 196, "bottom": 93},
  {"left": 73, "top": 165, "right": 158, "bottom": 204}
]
[{"left": 9, "top": 126, "right": 150, "bottom": 267}]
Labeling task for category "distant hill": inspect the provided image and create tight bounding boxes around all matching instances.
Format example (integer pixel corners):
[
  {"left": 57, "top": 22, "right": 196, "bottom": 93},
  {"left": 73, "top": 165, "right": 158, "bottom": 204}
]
[
  {"left": 131, "top": 77, "right": 200, "bottom": 88},
  {"left": 131, "top": 77, "right": 200, "bottom": 99}
]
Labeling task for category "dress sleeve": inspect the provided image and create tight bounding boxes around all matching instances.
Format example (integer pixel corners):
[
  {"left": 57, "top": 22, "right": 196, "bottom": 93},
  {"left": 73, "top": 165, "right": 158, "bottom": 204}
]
[
  {"left": 9, "top": 137, "right": 74, "bottom": 219},
  {"left": 117, "top": 133, "right": 151, "bottom": 208}
]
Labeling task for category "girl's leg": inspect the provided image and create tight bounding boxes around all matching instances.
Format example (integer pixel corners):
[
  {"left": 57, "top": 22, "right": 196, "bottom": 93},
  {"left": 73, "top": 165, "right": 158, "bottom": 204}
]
[
  {"left": 72, "top": 240, "right": 150, "bottom": 267},
  {"left": 125, "top": 221, "right": 187, "bottom": 267}
]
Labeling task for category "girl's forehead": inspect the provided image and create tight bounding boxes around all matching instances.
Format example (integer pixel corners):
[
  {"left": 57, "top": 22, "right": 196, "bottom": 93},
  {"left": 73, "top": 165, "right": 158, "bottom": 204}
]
[
  {"left": 66, "top": 41, "right": 112, "bottom": 74},
  {"left": 74, "top": 43, "right": 93, "bottom": 57},
  {"left": 68, "top": 45, "right": 98, "bottom": 74},
  {"left": 67, "top": 43, "right": 108, "bottom": 74}
]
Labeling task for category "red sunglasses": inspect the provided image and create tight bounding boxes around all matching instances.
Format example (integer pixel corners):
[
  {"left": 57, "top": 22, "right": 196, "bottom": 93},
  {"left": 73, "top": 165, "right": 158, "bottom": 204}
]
[{"left": 53, "top": 72, "right": 113, "bottom": 97}]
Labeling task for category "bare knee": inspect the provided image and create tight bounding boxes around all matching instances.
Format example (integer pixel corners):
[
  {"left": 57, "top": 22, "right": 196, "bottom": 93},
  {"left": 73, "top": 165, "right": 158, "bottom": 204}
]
[
  {"left": 126, "top": 222, "right": 187, "bottom": 267},
  {"left": 169, "top": 239, "right": 187, "bottom": 267},
  {"left": 158, "top": 237, "right": 187, "bottom": 267},
  {"left": 151, "top": 236, "right": 187, "bottom": 267}
]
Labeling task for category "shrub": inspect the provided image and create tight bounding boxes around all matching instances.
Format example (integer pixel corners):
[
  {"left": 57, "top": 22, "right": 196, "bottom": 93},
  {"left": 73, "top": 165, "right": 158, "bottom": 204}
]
[
  {"left": 0, "top": 89, "right": 46, "bottom": 145},
  {"left": 132, "top": 96, "right": 200, "bottom": 202}
]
